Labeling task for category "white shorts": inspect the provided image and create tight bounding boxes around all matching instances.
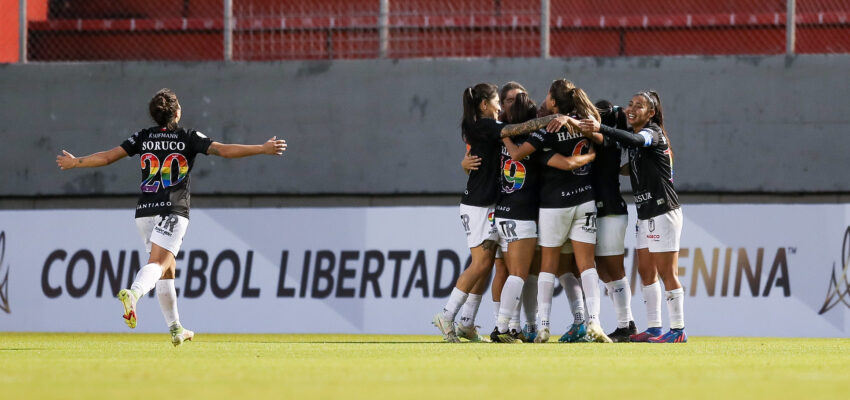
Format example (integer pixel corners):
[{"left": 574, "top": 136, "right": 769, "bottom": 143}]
[
  {"left": 460, "top": 204, "right": 498, "bottom": 248},
  {"left": 495, "top": 235, "right": 506, "bottom": 258},
  {"left": 596, "top": 214, "right": 628, "bottom": 256},
  {"left": 538, "top": 201, "right": 597, "bottom": 248},
  {"left": 494, "top": 218, "right": 538, "bottom": 252},
  {"left": 135, "top": 214, "right": 189, "bottom": 257},
  {"left": 636, "top": 208, "right": 683, "bottom": 253}
]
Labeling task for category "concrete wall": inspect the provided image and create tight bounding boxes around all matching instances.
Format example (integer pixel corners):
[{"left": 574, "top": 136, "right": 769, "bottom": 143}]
[{"left": 1, "top": 55, "right": 848, "bottom": 197}]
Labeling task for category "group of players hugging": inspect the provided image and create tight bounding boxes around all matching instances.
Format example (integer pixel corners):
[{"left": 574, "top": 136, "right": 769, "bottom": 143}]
[{"left": 433, "top": 79, "right": 687, "bottom": 344}]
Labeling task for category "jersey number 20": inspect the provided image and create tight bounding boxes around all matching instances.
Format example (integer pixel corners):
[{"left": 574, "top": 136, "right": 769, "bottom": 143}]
[{"left": 140, "top": 153, "right": 189, "bottom": 193}]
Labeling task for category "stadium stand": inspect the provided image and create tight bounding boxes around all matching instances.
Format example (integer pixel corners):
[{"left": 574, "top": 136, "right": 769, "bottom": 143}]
[{"left": 15, "top": 0, "right": 850, "bottom": 61}]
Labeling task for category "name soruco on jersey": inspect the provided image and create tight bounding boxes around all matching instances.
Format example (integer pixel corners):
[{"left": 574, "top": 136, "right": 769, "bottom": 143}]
[{"left": 142, "top": 141, "right": 186, "bottom": 151}]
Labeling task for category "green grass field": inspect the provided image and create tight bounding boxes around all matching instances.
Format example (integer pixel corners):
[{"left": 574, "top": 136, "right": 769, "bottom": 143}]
[{"left": 1, "top": 333, "right": 848, "bottom": 399}]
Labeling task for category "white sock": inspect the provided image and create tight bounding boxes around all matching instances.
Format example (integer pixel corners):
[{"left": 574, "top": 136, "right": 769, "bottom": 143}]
[
  {"left": 156, "top": 279, "right": 180, "bottom": 328},
  {"left": 441, "top": 287, "right": 469, "bottom": 322},
  {"left": 458, "top": 294, "right": 482, "bottom": 328},
  {"left": 509, "top": 299, "right": 522, "bottom": 332},
  {"left": 605, "top": 278, "right": 634, "bottom": 329},
  {"left": 493, "top": 301, "right": 500, "bottom": 324},
  {"left": 666, "top": 288, "right": 685, "bottom": 329},
  {"left": 130, "top": 263, "right": 163, "bottom": 299},
  {"left": 580, "top": 268, "right": 601, "bottom": 324},
  {"left": 559, "top": 273, "right": 585, "bottom": 324},
  {"left": 642, "top": 281, "right": 663, "bottom": 328},
  {"left": 536, "top": 272, "right": 556, "bottom": 329},
  {"left": 497, "top": 275, "right": 524, "bottom": 333},
  {"left": 522, "top": 274, "right": 538, "bottom": 328}
]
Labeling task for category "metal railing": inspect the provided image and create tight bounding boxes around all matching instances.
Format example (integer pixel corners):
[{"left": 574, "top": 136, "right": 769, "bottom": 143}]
[{"left": 5, "top": 0, "right": 849, "bottom": 62}]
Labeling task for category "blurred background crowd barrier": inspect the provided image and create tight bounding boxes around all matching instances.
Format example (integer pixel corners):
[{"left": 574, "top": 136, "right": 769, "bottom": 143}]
[{"left": 2, "top": 0, "right": 850, "bottom": 62}]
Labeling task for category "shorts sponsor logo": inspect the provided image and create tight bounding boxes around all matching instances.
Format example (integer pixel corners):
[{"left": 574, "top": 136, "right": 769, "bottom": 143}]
[
  {"left": 499, "top": 220, "right": 517, "bottom": 239},
  {"left": 582, "top": 212, "right": 597, "bottom": 233},
  {"left": 0, "top": 231, "right": 10, "bottom": 314},
  {"left": 460, "top": 214, "right": 471, "bottom": 233},
  {"left": 158, "top": 215, "right": 179, "bottom": 234},
  {"left": 819, "top": 226, "right": 850, "bottom": 314},
  {"left": 648, "top": 219, "right": 656, "bottom": 232},
  {"left": 646, "top": 234, "right": 661, "bottom": 239}
]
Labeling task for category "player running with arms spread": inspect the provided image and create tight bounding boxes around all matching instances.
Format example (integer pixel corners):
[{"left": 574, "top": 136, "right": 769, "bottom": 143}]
[{"left": 56, "top": 88, "right": 287, "bottom": 346}]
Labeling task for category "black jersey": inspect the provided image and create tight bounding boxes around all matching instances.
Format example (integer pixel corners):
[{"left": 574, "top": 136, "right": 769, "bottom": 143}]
[
  {"left": 120, "top": 126, "right": 213, "bottom": 219},
  {"left": 461, "top": 118, "right": 504, "bottom": 207},
  {"left": 528, "top": 127, "right": 595, "bottom": 208},
  {"left": 592, "top": 137, "right": 628, "bottom": 218},
  {"left": 600, "top": 123, "right": 679, "bottom": 220},
  {"left": 495, "top": 133, "right": 543, "bottom": 221}
]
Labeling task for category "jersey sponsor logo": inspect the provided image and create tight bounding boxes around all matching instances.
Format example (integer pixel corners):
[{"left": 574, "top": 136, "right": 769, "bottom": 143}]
[
  {"left": 0, "top": 231, "right": 10, "bottom": 314},
  {"left": 634, "top": 192, "right": 653, "bottom": 204},
  {"left": 560, "top": 184, "right": 592, "bottom": 198},
  {"left": 819, "top": 226, "right": 850, "bottom": 314},
  {"left": 137, "top": 201, "right": 173, "bottom": 210}
]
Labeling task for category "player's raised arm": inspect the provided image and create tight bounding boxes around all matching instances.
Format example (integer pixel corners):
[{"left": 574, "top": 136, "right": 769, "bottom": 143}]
[
  {"left": 206, "top": 136, "right": 287, "bottom": 158},
  {"left": 56, "top": 146, "right": 128, "bottom": 170}
]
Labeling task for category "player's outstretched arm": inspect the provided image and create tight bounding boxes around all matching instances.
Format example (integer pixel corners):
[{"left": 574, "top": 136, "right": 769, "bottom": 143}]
[
  {"left": 207, "top": 136, "right": 287, "bottom": 158},
  {"left": 56, "top": 147, "right": 128, "bottom": 170}
]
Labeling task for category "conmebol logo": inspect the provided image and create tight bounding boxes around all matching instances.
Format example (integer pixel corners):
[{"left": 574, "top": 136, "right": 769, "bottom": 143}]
[{"left": 818, "top": 227, "right": 850, "bottom": 315}]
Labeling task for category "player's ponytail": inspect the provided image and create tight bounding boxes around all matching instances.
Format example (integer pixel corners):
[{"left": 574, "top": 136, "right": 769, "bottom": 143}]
[
  {"left": 149, "top": 88, "right": 180, "bottom": 130},
  {"left": 461, "top": 83, "right": 498, "bottom": 142},
  {"left": 640, "top": 90, "right": 673, "bottom": 158},
  {"left": 565, "top": 87, "right": 601, "bottom": 122}
]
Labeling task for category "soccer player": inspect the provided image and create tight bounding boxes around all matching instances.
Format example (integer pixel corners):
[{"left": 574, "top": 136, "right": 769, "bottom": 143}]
[
  {"left": 531, "top": 82, "right": 611, "bottom": 343},
  {"left": 579, "top": 91, "right": 686, "bottom": 343},
  {"left": 55, "top": 88, "right": 287, "bottom": 346},
  {"left": 490, "top": 91, "right": 544, "bottom": 343},
  {"left": 583, "top": 100, "right": 636, "bottom": 342},
  {"left": 497, "top": 84, "right": 601, "bottom": 343},
  {"left": 433, "top": 83, "right": 565, "bottom": 343}
]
